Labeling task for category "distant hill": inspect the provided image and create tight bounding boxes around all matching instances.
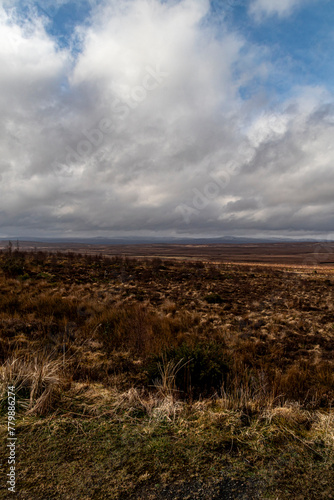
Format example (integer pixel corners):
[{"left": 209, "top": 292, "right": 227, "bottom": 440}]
[{"left": 0, "top": 235, "right": 326, "bottom": 245}]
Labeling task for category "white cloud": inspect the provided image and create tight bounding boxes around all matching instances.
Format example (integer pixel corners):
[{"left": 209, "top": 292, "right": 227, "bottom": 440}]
[
  {"left": 0, "top": 0, "right": 333, "bottom": 239},
  {"left": 249, "top": 0, "right": 304, "bottom": 20}
]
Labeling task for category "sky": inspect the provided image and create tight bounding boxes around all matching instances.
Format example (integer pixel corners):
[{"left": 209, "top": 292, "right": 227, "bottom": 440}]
[{"left": 1, "top": 0, "right": 334, "bottom": 240}]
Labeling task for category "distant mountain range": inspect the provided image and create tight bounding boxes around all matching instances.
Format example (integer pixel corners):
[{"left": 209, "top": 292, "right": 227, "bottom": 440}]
[{"left": 0, "top": 236, "right": 330, "bottom": 245}]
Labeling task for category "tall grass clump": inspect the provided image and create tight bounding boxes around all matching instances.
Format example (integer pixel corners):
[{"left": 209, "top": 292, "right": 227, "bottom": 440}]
[
  {"left": 0, "top": 353, "right": 67, "bottom": 415},
  {"left": 96, "top": 304, "right": 184, "bottom": 357}
]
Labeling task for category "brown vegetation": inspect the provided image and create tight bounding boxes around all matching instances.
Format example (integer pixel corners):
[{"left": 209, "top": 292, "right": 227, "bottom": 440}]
[{"left": 0, "top": 245, "right": 333, "bottom": 498}]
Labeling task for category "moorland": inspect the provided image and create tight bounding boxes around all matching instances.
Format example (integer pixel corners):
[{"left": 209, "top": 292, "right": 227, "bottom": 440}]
[
  {"left": 2, "top": 240, "right": 334, "bottom": 266},
  {"left": 0, "top": 243, "right": 333, "bottom": 499}
]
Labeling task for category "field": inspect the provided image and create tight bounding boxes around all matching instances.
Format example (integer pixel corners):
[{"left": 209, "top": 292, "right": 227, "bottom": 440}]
[
  {"left": 0, "top": 243, "right": 333, "bottom": 499},
  {"left": 2, "top": 240, "right": 334, "bottom": 266}
]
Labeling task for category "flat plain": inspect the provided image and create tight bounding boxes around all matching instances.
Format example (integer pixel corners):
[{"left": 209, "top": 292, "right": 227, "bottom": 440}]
[
  {"left": 0, "top": 243, "right": 333, "bottom": 499},
  {"left": 2, "top": 240, "right": 334, "bottom": 266}
]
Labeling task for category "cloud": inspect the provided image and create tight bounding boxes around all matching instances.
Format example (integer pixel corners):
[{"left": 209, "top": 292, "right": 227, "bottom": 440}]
[
  {"left": 249, "top": 0, "right": 304, "bottom": 20},
  {"left": 0, "top": 0, "right": 333, "bottom": 240}
]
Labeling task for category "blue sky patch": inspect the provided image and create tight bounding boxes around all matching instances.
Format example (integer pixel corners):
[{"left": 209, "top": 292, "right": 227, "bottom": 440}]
[{"left": 7, "top": 0, "right": 334, "bottom": 95}]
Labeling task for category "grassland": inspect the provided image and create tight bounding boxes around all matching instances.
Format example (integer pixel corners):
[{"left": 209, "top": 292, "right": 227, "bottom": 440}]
[
  {"left": 0, "top": 245, "right": 333, "bottom": 499},
  {"left": 2, "top": 239, "right": 334, "bottom": 266}
]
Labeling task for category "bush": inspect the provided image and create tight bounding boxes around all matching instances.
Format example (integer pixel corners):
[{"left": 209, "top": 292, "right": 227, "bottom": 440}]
[
  {"left": 204, "top": 293, "right": 224, "bottom": 304},
  {"left": 146, "top": 342, "right": 229, "bottom": 399},
  {"left": 0, "top": 253, "right": 25, "bottom": 278},
  {"left": 19, "top": 273, "right": 30, "bottom": 281}
]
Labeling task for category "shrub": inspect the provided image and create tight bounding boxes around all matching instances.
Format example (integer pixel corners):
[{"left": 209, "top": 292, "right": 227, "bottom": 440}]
[
  {"left": 0, "top": 252, "right": 25, "bottom": 278},
  {"left": 204, "top": 293, "right": 224, "bottom": 304},
  {"left": 19, "top": 273, "right": 30, "bottom": 281},
  {"left": 146, "top": 342, "right": 229, "bottom": 399}
]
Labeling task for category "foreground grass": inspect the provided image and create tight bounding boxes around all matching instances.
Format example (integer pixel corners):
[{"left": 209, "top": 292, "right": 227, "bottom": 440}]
[
  {"left": 0, "top": 247, "right": 333, "bottom": 498},
  {"left": 1, "top": 383, "right": 333, "bottom": 499}
]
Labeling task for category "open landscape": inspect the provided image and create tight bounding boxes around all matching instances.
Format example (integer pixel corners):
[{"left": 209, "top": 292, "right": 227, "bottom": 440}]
[
  {"left": 2, "top": 1, "right": 334, "bottom": 497},
  {"left": 0, "top": 243, "right": 333, "bottom": 499},
  {"left": 2, "top": 240, "right": 334, "bottom": 266}
]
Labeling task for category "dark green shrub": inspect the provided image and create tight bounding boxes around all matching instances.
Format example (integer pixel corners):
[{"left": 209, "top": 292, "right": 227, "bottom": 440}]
[
  {"left": 19, "top": 273, "right": 30, "bottom": 281},
  {"left": 204, "top": 293, "right": 224, "bottom": 304},
  {"left": 146, "top": 342, "right": 229, "bottom": 399},
  {"left": 0, "top": 252, "right": 25, "bottom": 278}
]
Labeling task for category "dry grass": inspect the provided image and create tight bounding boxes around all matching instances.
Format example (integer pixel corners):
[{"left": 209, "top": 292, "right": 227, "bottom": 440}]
[
  {"left": 0, "top": 352, "right": 67, "bottom": 414},
  {"left": 0, "top": 249, "right": 333, "bottom": 408},
  {"left": 152, "top": 355, "right": 192, "bottom": 398},
  {"left": 0, "top": 248, "right": 333, "bottom": 498}
]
